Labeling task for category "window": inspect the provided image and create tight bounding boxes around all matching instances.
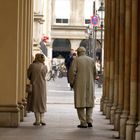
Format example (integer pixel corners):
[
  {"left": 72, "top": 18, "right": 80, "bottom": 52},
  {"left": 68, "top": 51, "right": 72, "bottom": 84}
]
[
  {"left": 85, "top": 19, "right": 90, "bottom": 24},
  {"left": 56, "top": 18, "right": 68, "bottom": 23},
  {"left": 55, "top": 0, "right": 70, "bottom": 24},
  {"left": 84, "top": 0, "right": 94, "bottom": 24}
]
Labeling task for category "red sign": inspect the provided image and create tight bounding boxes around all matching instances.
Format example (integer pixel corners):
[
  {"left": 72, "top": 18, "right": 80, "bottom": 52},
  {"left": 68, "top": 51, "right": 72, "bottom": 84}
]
[{"left": 90, "top": 15, "right": 100, "bottom": 26}]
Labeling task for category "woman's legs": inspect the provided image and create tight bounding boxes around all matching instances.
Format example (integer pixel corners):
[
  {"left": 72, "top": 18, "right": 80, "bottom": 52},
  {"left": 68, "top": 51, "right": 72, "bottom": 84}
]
[
  {"left": 40, "top": 113, "right": 46, "bottom": 125},
  {"left": 34, "top": 112, "right": 40, "bottom": 125}
]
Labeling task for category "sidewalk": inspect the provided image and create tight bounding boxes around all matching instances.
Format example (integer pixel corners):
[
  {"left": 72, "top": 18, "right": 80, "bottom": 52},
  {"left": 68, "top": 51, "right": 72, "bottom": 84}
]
[{"left": 0, "top": 77, "right": 118, "bottom": 140}]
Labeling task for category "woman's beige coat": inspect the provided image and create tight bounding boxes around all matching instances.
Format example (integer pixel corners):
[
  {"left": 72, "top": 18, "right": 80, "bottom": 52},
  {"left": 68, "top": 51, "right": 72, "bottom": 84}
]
[
  {"left": 69, "top": 54, "right": 96, "bottom": 108},
  {"left": 27, "top": 62, "right": 48, "bottom": 113}
]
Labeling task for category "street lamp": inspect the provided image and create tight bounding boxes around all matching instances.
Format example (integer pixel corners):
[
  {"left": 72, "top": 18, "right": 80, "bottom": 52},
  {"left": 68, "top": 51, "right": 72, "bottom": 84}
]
[{"left": 98, "top": 1, "right": 104, "bottom": 74}]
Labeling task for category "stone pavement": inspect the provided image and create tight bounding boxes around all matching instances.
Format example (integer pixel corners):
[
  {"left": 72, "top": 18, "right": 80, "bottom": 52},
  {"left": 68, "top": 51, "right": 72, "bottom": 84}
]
[{"left": 0, "top": 77, "right": 118, "bottom": 140}]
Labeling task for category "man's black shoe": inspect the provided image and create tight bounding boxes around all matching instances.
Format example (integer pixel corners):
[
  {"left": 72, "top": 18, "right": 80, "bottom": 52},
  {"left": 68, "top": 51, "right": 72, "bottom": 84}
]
[
  {"left": 88, "top": 123, "right": 93, "bottom": 127},
  {"left": 40, "top": 122, "right": 46, "bottom": 125},
  {"left": 77, "top": 125, "right": 87, "bottom": 128}
]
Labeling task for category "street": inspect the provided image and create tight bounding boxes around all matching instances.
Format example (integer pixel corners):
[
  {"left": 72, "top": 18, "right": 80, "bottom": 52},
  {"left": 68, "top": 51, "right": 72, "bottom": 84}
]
[
  {"left": 47, "top": 76, "right": 102, "bottom": 105},
  {"left": 0, "top": 76, "right": 118, "bottom": 140}
]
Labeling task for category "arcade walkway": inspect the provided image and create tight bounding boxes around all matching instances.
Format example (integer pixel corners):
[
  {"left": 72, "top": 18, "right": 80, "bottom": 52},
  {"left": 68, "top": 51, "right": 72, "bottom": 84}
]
[{"left": 0, "top": 78, "right": 118, "bottom": 140}]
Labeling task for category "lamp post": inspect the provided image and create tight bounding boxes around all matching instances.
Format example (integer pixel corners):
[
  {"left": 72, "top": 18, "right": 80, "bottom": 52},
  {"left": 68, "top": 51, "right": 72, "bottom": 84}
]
[{"left": 98, "top": 1, "right": 104, "bottom": 74}]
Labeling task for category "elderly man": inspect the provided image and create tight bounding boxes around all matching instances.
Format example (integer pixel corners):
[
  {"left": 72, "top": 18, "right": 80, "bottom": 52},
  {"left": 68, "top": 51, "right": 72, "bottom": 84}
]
[{"left": 69, "top": 46, "right": 96, "bottom": 128}]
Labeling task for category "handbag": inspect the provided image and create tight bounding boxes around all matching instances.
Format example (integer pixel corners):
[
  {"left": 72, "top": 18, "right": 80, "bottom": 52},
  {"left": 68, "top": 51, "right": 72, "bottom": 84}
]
[{"left": 26, "top": 84, "right": 32, "bottom": 93}]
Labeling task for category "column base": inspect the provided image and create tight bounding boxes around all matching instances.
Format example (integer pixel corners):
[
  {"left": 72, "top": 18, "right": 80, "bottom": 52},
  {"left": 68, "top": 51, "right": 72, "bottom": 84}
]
[
  {"left": 110, "top": 105, "right": 117, "bottom": 124},
  {"left": 114, "top": 107, "right": 122, "bottom": 131},
  {"left": 103, "top": 98, "right": 108, "bottom": 115},
  {"left": 119, "top": 111, "right": 129, "bottom": 139},
  {"left": 0, "top": 105, "right": 20, "bottom": 127},
  {"left": 18, "top": 102, "right": 25, "bottom": 122},
  {"left": 126, "top": 115, "right": 136, "bottom": 140},
  {"left": 22, "top": 98, "right": 27, "bottom": 117},
  {"left": 100, "top": 97, "right": 104, "bottom": 112},
  {"left": 106, "top": 102, "right": 112, "bottom": 119},
  {"left": 135, "top": 122, "right": 140, "bottom": 140}
]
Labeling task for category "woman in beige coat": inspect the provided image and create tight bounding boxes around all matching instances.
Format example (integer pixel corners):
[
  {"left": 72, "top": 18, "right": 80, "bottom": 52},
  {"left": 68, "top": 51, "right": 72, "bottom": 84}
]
[
  {"left": 69, "top": 47, "right": 96, "bottom": 128},
  {"left": 27, "top": 53, "right": 48, "bottom": 125}
]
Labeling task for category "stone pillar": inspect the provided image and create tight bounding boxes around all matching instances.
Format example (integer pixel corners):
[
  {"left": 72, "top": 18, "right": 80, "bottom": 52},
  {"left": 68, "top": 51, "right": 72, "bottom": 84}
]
[
  {"left": 70, "top": 40, "right": 81, "bottom": 50},
  {"left": 25, "top": 0, "right": 33, "bottom": 116},
  {"left": 100, "top": 0, "right": 108, "bottom": 112},
  {"left": 110, "top": 0, "right": 120, "bottom": 125},
  {"left": 27, "top": 0, "right": 33, "bottom": 64},
  {"left": 0, "top": 0, "right": 20, "bottom": 127},
  {"left": 114, "top": 0, "right": 125, "bottom": 131},
  {"left": 21, "top": 0, "right": 28, "bottom": 117},
  {"left": 51, "top": 0, "right": 56, "bottom": 25},
  {"left": 119, "top": 0, "right": 131, "bottom": 138},
  {"left": 102, "top": 0, "right": 111, "bottom": 115},
  {"left": 46, "top": 0, "right": 52, "bottom": 59},
  {"left": 70, "top": 0, "right": 85, "bottom": 26},
  {"left": 135, "top": 2, "right": 140, "bottom": 139},
  {"left": 17, "top": 0, "right": 26, "bottom": 122},
  {"left": 106, "top": 0, "right": 115, "bottom": 119},
  {"left": 126, "top": 0, "right": 138, "bottom": 139}
]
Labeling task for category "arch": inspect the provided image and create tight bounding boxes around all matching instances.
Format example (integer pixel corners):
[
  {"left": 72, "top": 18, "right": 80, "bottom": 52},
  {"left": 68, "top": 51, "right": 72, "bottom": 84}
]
[
  {"left": 80, "top": 39, "right": 89, "bottom": 55},
  {"left": 80, "top": 39, "right": 102, "bottom": 61},
  {"left": 52, "top": 39, "right": 71, "bottom": 59}
]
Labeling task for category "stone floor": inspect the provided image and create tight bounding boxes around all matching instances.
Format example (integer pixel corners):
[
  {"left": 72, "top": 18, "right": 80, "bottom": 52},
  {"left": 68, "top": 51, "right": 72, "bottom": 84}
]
[{"left": 0, "top": 77, "right": 118, "bottom": 140}]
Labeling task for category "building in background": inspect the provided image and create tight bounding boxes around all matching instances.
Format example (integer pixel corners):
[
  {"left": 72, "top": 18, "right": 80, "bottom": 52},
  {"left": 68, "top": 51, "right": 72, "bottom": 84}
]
[
  {"left": 33, "top": 0, "right": 52, "bottom": 60},
  {"left": 33, "top": 0, "right": 104, "bottom": 66}
]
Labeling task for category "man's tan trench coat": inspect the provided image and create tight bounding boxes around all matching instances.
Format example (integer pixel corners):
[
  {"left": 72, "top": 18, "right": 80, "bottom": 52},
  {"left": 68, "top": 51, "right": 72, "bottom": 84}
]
[
  {"left": 69, "top": 54, "right": 96, "bottom": 108},
  {"left": 27, "top": 62, "right": 48, "bottom": 113}
]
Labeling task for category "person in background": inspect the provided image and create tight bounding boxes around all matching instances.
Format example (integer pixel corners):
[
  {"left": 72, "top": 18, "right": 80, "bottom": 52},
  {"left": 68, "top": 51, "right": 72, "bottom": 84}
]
[
  {"left": 27, "top": 53, "right": 48, "bottom": 126},
  {"left": 65, "top": 49, "right": 77, "bottom": 89},
  {"left": 69, "top": 46, "right": 96, "bottom": 128},
  {"left": 95, "top": 60, "right": 101, "bottom": 74},
  {"left": 39, "top": 36, "right": 48, "bottom": 57}
]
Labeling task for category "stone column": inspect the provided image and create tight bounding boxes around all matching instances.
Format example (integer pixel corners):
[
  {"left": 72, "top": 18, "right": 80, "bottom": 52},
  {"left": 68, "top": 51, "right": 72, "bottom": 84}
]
[
  {"left": 46, "top": 0, "right": 52, "bottom": 59},
  {"left": 18, "top": 0, "right": 25, "bottom": 122},
  {"left": 135, "top": 1, "right": 140, "bottom": 139},
  {"left": 102, "top": 0, "right": 111, "bottom": 115},
  {"left": 110, "top": 0, "right": 120, "bottom": 125},
  {"left": 100, "top": 0, "right": 108, "bottom": 112},
  {"left": 21, "top": 0, "right": 28, "bottom": 117},
  {"left": 24, "top": 0, "right": 33, "bottom": 116},
  {"left": 27, "top": 0, "right": 33, "bottom": 64},
  {"left": 70, "top": 0, "right": 84, "bottom": 26},
  {"left": 70, "top": 40, "right": 81, "bottom": 50},
  {"left": 51, "top": 0, "right": 56, "bottom": 25},
  {"left": 126, "top": 0, "right": 138, "bottom": 139},
  {"left": 0, "top": 0, "right": 20, "bottom": 127},
  {"left": 114, "top": 0, "right": 125, "bottom": 131},
  {"left": 106, "top": 0, "right": 115, "bottom": 119},
  {"left": 25, "top": 0, "right": 33, "bottom": 116},
  {"left": 119, "top": 0, "right": 131, "bottom": 138}
]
